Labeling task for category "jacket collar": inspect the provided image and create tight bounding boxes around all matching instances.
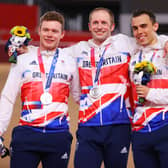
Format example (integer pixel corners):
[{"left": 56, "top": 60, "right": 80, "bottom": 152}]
[{"left": 88, "top": 36, "right": 113, "bottom": 48}]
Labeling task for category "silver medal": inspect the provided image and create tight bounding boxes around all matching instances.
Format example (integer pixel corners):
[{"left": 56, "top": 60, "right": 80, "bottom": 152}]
[
  {"left": 40, "top": 92, "right": 53, "bottom": 105},
  {"left": 89, "top": 86, "right": 101, "bottom": 99}
]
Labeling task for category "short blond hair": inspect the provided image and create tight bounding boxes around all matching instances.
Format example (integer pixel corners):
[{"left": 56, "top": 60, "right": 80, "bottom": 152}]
[{"left": 89, "top": 7, "right": 115, "bottom": 25}]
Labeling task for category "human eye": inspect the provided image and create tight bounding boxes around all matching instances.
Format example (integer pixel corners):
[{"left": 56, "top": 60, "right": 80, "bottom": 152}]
[
  {"left": 52, "top": 29, "right": 59, "bottom": 33},
  {"left": 42, "top": 28, "right": 48, "bottom": 32},
  {"left": 93, "top": 21, "right": 98, "bottom": 25},
  {"left": 102, "top": 21, "right": 107, "bottom": 25},
  {"left": 132, "top": 26, "right": 137, "bottom": 31},
  {"left": 141, "top": 24, "right": 147, "bottom": 28}
]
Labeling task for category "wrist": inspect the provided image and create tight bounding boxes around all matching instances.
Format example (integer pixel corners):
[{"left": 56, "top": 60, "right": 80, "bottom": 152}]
[{"left": 0, "top": 137, "right": 4, "bottom": 145}]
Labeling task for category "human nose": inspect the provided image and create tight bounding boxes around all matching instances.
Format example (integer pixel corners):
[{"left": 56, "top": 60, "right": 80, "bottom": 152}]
[
  {"left": 137, "top": 27, "right": 143, "bottom": 34},
  {"left": 97, "top": 23, "right": 103, "bottom": 29},
  {"left": 46, "top": 30, "right": 53, "bottom": 36}
]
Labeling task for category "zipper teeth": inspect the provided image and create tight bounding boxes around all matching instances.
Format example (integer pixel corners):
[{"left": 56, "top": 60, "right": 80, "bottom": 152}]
[
  {"left": 99, "top": 78, "right": 103, "bottom": 125},
  {"left": 100, "top": 97, "right": 103, "bottom": 125},
  {"left": 43, "top": 109, "right": 46, "bottom": 133},
  {"left": 99, "top": 47, "right": 103, "bottom": 125}
]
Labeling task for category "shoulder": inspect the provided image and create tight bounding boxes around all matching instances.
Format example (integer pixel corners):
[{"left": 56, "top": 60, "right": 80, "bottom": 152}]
[
  {"left": 111, "top": 33, "right": 136, "bottom": 53},
  {"left": 28, "top": 45, "right": 38, "bottom": 53},
  {"left": 58, "top": 48, "right": 77, "bottom": 72},
  {"left": 67, "top": 41, "right": 89, "bottom": 50},
  {"left": 59, "top": 48, "right": 75, "bottom": 63},
  {"left": 112, "top": 33, "right": 130, "bottom": 42},
  {"left": 62, "top": 41, "right": 89, "bottom": 58},
  {"left": 17, "top": 47, "right": 38, "bottom": 64}
]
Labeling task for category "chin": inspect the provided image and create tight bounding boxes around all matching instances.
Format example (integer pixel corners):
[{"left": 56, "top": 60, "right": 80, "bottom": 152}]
[
  {"left": 96, "top": 37, "right": 106, "bottom": 42},
  {"left": 137, "top": 40, "right": 146, "bottom": 46},
  {"left": 45, "top": 46, "right": 55, "bottom": 50}
]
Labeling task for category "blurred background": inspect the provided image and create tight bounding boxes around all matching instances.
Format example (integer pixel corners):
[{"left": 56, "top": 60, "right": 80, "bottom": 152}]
[
  {"left": 0, "top": 0, "right": 168, "bottom": 62},
  {"left": 0, "top": 0, "right": 168, "bottom": 167}
]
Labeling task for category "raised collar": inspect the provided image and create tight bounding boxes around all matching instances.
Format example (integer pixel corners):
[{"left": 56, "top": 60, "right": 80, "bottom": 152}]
[
  {"left": 88, "top": 36, "right": 113, "bottom": 48},
  {"left": 40, "top": 50, "right": 56, "bottom": 57}
]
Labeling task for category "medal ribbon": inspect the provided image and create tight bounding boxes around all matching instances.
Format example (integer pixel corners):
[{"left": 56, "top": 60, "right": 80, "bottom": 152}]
[
  {"left": 138, "top": 49, "right": 158, "bottom": 62},
  {"left": 38, "top": 48, "right": 59, "bottom": 92},
  {"left": 90, "top": 44, "right": 111, "bottom": 86}
]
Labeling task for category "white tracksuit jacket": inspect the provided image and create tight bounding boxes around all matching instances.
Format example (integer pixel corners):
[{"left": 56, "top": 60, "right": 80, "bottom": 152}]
[
  {"left": 129, "top": 35, "right": 168, "bottom": 132},
  {"left": 67, "top": 34, "right": 135, "bottom": 126},
  {"left": 0, "top": 47, "right": 80, "bottom": 135}
]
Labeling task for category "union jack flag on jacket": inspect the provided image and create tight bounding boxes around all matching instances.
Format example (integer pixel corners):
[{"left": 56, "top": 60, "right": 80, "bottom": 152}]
[
  {"left": 0, "top": 47, "right": 80, "bottom": 135},
  {"left": 68, "top": 34, "right": 134, "bottom": 127},
  {"left": 129, "top": 36, "right": 168, "bottom": 132}
]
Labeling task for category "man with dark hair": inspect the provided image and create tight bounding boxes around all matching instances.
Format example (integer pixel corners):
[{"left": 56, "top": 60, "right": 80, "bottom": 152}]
[
  {"left": 0, "top": 11, "right": 80, "bottom": 168},
  {"left": 130, "top": 9, "right": 168, "bottom": 168},
  {"left": 132, "top": 9, "right": 156, "bottom": 24}
]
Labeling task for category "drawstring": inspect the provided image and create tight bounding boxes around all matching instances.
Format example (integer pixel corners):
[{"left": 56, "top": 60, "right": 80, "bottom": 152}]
[
  {"left": 147, "top": 123, "right": 152, "bottom": 132},
  {"left": 59, "top": 116, "right": 63, "bottom": 125},
  {"left": 119, "top": 76, "right": 127, "bottom": 113},
  {"left": 144, "top": 109, "right": 152, "bottom": 132},
  {"left": 120, "top": 92, "right": 124, "bottom": 113},
  {"left": 162, "top": 111, "right": 165, "bottom": 120},
  {"left": 162, "top": 108, "right": 168, "bottom": 120}
]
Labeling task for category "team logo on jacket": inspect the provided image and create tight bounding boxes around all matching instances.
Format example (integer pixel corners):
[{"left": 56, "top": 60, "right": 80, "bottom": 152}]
[
  {"left": 81, "top": 51, "right": 88, "bottom": 56},
  {"left": 82, "top": 55, "right": 122, "bottom": 68},
  {"left": 22, "top": 70, "right": 32, "bottom": 79},
  {"left": 29, "top": 60, "right": 38, "bottom": 65},
  {"left": 61, "top": 59, "right": 64, "bottom": 64}
]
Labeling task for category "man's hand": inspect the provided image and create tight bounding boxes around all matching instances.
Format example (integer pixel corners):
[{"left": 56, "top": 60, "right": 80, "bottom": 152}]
[
  {"left": 136, "top": 85, "right": 150, "bottom": 98},
  {"left": 0, "top": 137, "right": 10, "bottom": 158},
  {"left": 16, "top": 45, "right": 28, "bottom": 55},
  {"left": 164, "top": 41, "right": 168, "bottom": 54}
]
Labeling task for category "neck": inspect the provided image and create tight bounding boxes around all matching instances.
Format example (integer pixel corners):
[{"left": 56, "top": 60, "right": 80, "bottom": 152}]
[
  {"left": 93, "top": 40, "right": 103, "bottom": 46},
  {"left": 40, "top": 46, "right": 57, "bottom": 52},
  {"left": 93, "top": 38, "right": 109, "bottom": 46},
  {"left": 149, "top": 37, "right": 158, "bottom": 46},
  {"left": 142, "top": 34, "right": 158, "bottom": 47}
]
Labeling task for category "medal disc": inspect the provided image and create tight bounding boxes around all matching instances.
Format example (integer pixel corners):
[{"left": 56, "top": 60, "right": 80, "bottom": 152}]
[
  {"left": 40, "top": 92, "right": 53, "bottom": 105},
  {"left": 89, "top": 87, "right": 101, "bottom": 99}
]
